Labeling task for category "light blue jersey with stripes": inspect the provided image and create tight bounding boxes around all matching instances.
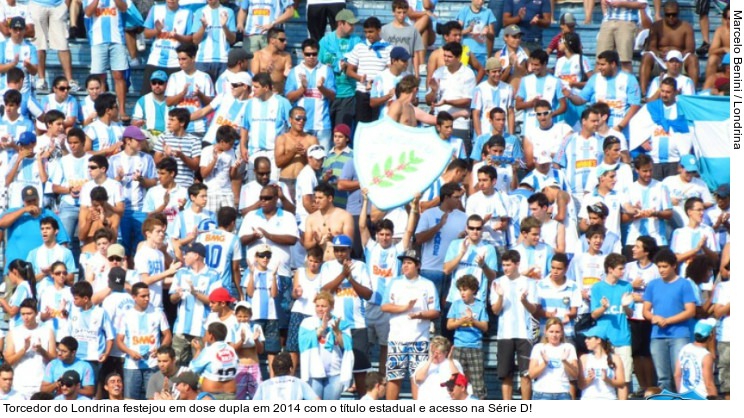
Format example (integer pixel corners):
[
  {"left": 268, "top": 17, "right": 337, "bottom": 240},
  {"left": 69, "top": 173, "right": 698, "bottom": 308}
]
[
  {"left": 133, "top": 93, "right": 167, "bottom": 132},
  {"left": 145, "top": 5, "right": 194, "bottom": 68},
  {"left": 197, "top": 229, "right": 242, "bottom": 298},
  {"left": 107, "top": 151, "right": 157, "bottom": 211},
  {"left": 203, "top": 94, "right": 248, "bottom": 144},
  {"left": 0, "top": 115, "right": 34, "bottom": 143},
  {"left": 240, "top": 0, "right": 293, "bottom": 36},
  {"left": 66, "top": 305, "right": 114, "bottom": 362},
  {"left": 242, "top": 93, "right": 292, "bottom": 153},
  {"left": 319, "top": 260, "right": 372, "bottom": 329},
  {"left": 83, "top": 0, "right": 126, "bottom": 45},
  {"left": 285, "top": 63, "right": 335, "bottom": 131},
  {"left": 471, "top": 80, "right": 514, "bottom": 137},
  {"left": 536, "top": 278, "right": 582, "bottom": 337},
  {"left": 517, "top": 74, "right": 564, "bottom": 130},
  {"left": 625, "top": 179, "right": 671, "bottom": 245},
  {"left": 513, "top": 242, "right": 555, "bottom": 279},
  {"left": 84, "top": 120, "right": 124, "bottom": 151},
  {"left": 120, "top": 305, "right": 169, "bottom": 369},
  {"left": 364, "top": 240, "right": 405, "bottom": 305},
  {"left": 553, "top": 132, "right": 602, "bottom": 196},
  {"left": 0, "top": 40, "right": 37, "bottom": 93},
  {"left": 170, "top": 266, "right": 222, "bottom": 337},
  {"left": 194, "top": 5, "right": 236, "bottom": 63},
  {"left": 444, "top": 239, "right": 498, "bottom": 303},
  {"left": 241, "top": 270, "right": 277, "bottom": 320},
  {"left": 40, "top": 94, "right": 81, "bottom": 124},
  {"left": 168, "top": 209, "right": 216, "bottom": 240},
  {"left": 579, "top": 71, "right": 641, "bottom": 128}
]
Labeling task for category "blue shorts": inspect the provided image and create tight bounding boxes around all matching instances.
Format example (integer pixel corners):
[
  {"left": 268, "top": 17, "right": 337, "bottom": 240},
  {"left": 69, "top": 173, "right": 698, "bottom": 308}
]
[
  {"left": 123, "top": 367, "right": 156, "bottom": 400},
  {"left": 91, "top": 43, "right": 129, "bottom": 73},
  {"left": 285, "top": 312, "right": 310, "bottom": 352},
  {"left": 386, "top": 340, "right": 429, "bottom": 381}
]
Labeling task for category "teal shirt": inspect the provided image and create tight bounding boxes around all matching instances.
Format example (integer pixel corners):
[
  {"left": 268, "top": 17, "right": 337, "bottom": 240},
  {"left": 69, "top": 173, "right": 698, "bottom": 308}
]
[{"left": 319, "top": 32, "right": 362, "bottom": 99}]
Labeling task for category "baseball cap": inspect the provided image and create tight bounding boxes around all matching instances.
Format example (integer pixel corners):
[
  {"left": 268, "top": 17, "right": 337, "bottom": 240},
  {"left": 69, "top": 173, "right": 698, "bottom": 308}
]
[
  {"left": 255, "top": 244, "right": 272, "bottom": 254},
  {"left": 150, "top": 70, "right": 168, "bottom": 82},
  {"left": 722, "top": 53, "right": 730, "bottom": 65},
  {"left": 560, "top": 12, "right": 577, "bottom": 27},
  {"left": 183, "top": 242, "right": 207, "bottom": 258},
  {"left": 333, "top": 123, "right": 351, "bottom": 138},
  {"left": 17, "top": 131, "right": 37, "bottom": 146},
  {"left": 665, "top": 50, "right": 683, "bottom": 62},
  {"left": 542, "top": 178, "right": 561, "bottom": 189},
  {"left": 21, "top": 185, "right": 39, "bottom": 202},
  {"left": 108, "top": 267, "right": 127, "bottom": 292},
  {"left": 586, "top": 202, "right": 609, "bottom": 217},
  {"left": 582, "top": 326, "right": 606, "bottom": 339},
  {"left": 307, "top": 144, "right": 326, "bottom": 160},
  {"left": 714, "top": 77, "right": 730, "bottom": 90},
  {"left": 397, "top": 248, "right": 420, "bottom": 264},
  {"left": 107, "top": 244, "right": 126, "bottom": 258},
  {"left": 228, "top": 71, "right": 253, "bottom": 86},
  {"left": 59, "top": 370, "right": 81, "bottom": 386},
  {"left": 596, "top": 163, "right": 618, "bottom": 178},
  {"left": 535, "top": 150, "right": 552, "bottom": 165},
  {"left": 679, "top": 154, "right": 699, "bottom": 172},
  {"left": 209, "top": 287, "right": 236, "bottom": 303},
  {"left": 172, "top": 371, "right": 199, "bottom": 390},
  {"left": 335, "top": 9, "right": 359, "bottom": 24},
  {"left": 235, "top": 301, "right": 252, "bottom": 312},
  {"left": 485, "top": 57, "right": 502, "bottom": 72},
  {"left": 332, "top": 235, "right": 353, "bottom": 247},
  {"left": 9, "top": 17, "right": 25, "bottom": 30},
  {"left": 440, "top": 373, "right": 469, "bottom": 389},
  {"left": 693, "top": 318, "right": 716, "bottom": 338},
  {"left": 715, "top": 183, "right": 730, "bottom": 198},
  {"left": 227, "top": 48, "right": 253, "bottom": 67},
  {"left": 504, "top": 25, "right": 522, "bottom": 36},
  {"left": 390, "top": 46, "right": 411, "bottom": 62},
  {"left": 122, "top": 125, "right": 146, "bottom": 141}
]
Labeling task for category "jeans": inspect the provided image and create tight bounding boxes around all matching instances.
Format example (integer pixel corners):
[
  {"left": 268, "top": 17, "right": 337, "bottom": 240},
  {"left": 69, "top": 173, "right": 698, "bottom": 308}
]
[
  {"left": 120, "top": 209, "right": 147, "bottom": 256},
  {"left": 58, "top": 202, "right": 81, "bottom": 264},
  {"left": 533, "top": 391, "right": 572, "bottom": 400},
  {"left": 650, "top": 337, "right": 689, "bottom": 391},
  {"left": 420, "top": 269, "right": 448, "bottom": 305},
  {"left": 123, "top": 367, "right": 157, "bottom": 400},
  {"left": 309, "top": 375, "right": 344, "bottom": 400}
]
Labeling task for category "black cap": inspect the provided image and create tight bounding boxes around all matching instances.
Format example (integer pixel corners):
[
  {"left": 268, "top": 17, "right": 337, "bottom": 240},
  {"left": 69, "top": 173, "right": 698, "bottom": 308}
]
[
  {"left": 397, "top": 249, "right": 421, "bottom": 264},
  {"left": 9, "top": 17, "right": 25, "bottom": 30},
  {"left": 108, "top": 267, "right": 127, "bottom": 292},
  {"left": 21, "top": 185, "right": 39, "bottom": 202},
  {"left": 60, "top": 370, "right": 81, "bottom": 386},
  {"left": 183, "top": 242, "right": 207, "bottom": 258},
  {"left": 172, "top": 371, "right": 199, "bottom": 390},
  {"left": 586, "top": 202, "right": 609, "bottom": 218}
]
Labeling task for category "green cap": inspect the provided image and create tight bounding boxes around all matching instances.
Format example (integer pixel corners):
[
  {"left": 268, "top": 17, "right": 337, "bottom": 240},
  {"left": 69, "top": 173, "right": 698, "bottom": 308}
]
[{"left": 335, "top": 9, "right": 359, "bottom": 24}]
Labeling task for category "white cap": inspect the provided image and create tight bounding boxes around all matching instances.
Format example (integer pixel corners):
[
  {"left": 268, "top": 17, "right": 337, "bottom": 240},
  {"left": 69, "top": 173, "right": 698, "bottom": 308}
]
[
  {"left": 227, "top": 71, "right": 253, "bottom": 86},
  {"left": 542, "top": 178, "right": 560, "bottom": 190},
  {"left": 665, "top": 50, "right": 683, "bottom": 62},
  {"left": 307, "top": 144, "right": 326, "bottom": 160},
  {"left": 234, "top": 301, "right": 252, "bottom": 311},
  {"left": 535, "top": 151, "right": 552, "bottom": 165}
]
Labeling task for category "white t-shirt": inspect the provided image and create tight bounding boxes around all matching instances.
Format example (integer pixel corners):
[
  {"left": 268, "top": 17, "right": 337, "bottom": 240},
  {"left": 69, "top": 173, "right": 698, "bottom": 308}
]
[
  {"left": 415, "top": 358, "right": 465, "bottom": 401},
  {"left": 530, "top": 342, "right": 577, "bottom": 394},
  {"left": 200, "top": 145, "right": 236, "bottom": 192},
  {"left": 431, "top": 64, "right": 476, "bottom": 131},
  {"left": 385, "top": 276, "right": 439, "bottom": 342},
  {"left": 79, "top": 178, "right": 124, "bottom": 207},
  {"left": 238, "top": 180, "right": 293, "bottom": 212},
  {"left": 294, "top": 164, "right": 318, "bottom": 224},
  {"left": 490, "top": 275, "right": 537, "bottom": 340},
  {"left": 524, "top": 122, "right": 573, "bottom": 157}
]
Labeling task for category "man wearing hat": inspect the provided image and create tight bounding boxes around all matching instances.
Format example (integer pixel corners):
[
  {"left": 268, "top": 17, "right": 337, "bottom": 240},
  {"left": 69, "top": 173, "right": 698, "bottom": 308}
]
[
  {"left": 442, "top": 373, "right": 477, "bottom": 400},
  {"left": 0, "top": 16, "right": 38, "bottom": 94},
  {"left": 215, "top": 48, "right": 253, "bottom": 95},
  {"left": 472, "top": 57, "right": 515, "bottom": 138},
  {"left": 579, "top": 164, "right": 638, "bottom": 238},
  {"left": 381, "top": 248, "right": 439, "bottom": 399},
  {"left": 705, "top": 183, "right": 730, "bottom": 252},
  {"left": 662, "top": 154, "right": 715, "bottom": 227},
  {"left": 205, "top": 287, "right": 238, "bottom": 343},
  {"left": 132, "top": 70, "right": 168, "bottom": 133},
  {"left": 369, "top": 46, "right": 411, "bottom": 119},
  {"left": 166, "top": 370, "right": 200, "bottom": 400},
  {"left": 170, "top": 242, "right": 222, "bottom": 365},
  {"left": 546, "top": 13, "right": 577, "bottom": 58},
  {"left": 116, "top": 282, "right": 171, "bottom": 400},
  {"left": 0, "top": 185, "right": 68, "bottom": 274},
  {"left": 382, "top": 1, "right": 424, "bottom": 74},
  {"left": 503, "top": 0, "right": 551, "bottom": 52},
  {"left": 319, "top": 234, "right": 372, "bottom": 393},
  {"left": 285, "top": 39, "right": 335, "bottom": 151},
  {"left": 108, "top": 125, "right": 157, "bottom": 254},
  {"left": 645, "top": 50, "right": 696, "bottom": 100},
  {"left": 319, "top": 9, "right": 362, "bottom": 130},
  {"left": 53, "top": 370, "right": 91, "bottom": 400},
  {"left": 236, "top": 0, "right": 295, "bottom": 54}
]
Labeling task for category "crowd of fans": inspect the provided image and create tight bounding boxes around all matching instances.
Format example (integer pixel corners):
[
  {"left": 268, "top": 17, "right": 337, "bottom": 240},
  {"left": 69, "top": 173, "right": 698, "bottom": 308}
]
[{"left": 0, "top": 0, "right": 732, "bottom": 402}]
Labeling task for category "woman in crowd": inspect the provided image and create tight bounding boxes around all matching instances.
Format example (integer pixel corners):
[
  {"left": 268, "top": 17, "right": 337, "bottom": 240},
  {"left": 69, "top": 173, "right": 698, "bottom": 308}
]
[
  {"left": 578, "top": 327, "right": 626, "bottom": 400},
  {"left": 529, "top": 317, "right": 579, "bottom": 400}
]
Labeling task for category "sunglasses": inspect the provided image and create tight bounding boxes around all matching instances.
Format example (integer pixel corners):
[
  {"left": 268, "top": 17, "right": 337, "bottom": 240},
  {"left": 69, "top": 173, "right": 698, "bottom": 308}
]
[
  {"left": 108, "top": 256, "right": 123, "bottom": 262},
  {"left": 275, "top": 38, "right": 287, "bottom": 43},
  {"left": 256, "top": 252, "right": 272, "bottom": 259},
  {"left": 304, "top": 52, "right": 318, "bottom": 57},
  {"left": 56, "top": 86, "right": 70, "bottom": 91},
  {"left": 52, "top": 271, "right": 68, "bottom": 276},
  {"left": 151, "top": 80, "right": 166, "bottom": 86},
  {"left": 259, "top": 195, "right": 275, "bottom": 201},
  {"left": 293, "top": 115, "right": 307, "bottom": 121},
  {"left": 59, "top": 381, "right": 75, "bottom": 388},
  {"left": 665, "top": 13, "right": 678, "bottom": 17},
  {"left": 535, "top": 111, "right": 551, "bottom": 117},
  {"left": 255, "top": 171, "right": 271, "bottom": 177},
  {"left": 88, "top": 165, "right": 99, "bottom": 170},
  {"left": 467, "top": 226, "right": 483, "bottom": 231},
  {"left": 231, "top": 83, "right": 245, "bottom": 88}
]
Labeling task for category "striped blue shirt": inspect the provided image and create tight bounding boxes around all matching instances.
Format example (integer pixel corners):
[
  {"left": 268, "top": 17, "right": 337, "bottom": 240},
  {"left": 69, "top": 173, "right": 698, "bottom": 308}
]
[
  {"left": 194, "top": 5, "right": 236, "bottom": 63},
  {"left": 285, "top": 63, "right": 335, "bottom": 131},
  {"left": 133, "top": 93, "right": 167, "bottom": 132},
  {"left": 144, "top": 5, "right": 194, "bottom": 68},
  {"left": 83, "top": 0, "right": 126, "bottom": 45},
  {"left": 171, "top": 266, "right": 222, "bottom": 336},
  {"left": 242, "top": 93, "right": 292, "bottom": 153}
]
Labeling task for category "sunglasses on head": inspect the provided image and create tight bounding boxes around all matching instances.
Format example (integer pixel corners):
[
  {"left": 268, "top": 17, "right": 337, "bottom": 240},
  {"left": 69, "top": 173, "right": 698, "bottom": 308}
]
[
  {"left": 151, "top": 80, "right": 166, "bottom": 86},
  {"left": 256, "top": 252, "right": 272, "bottom": 259}
]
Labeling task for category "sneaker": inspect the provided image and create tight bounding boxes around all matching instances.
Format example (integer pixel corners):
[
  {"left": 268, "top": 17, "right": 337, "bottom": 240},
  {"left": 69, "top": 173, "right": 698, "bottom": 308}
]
[
  {"left": 35, "top": 78, "right": 48, "bottom": 91},
  {"left": 136, "top": 32, "right": 146, "bottom": 52},
  {"left": 696, "top": 42, "right": 710, "bottom": 57},
  {"left": 69, "top": 79, "right": 80, "bottom": 92}
]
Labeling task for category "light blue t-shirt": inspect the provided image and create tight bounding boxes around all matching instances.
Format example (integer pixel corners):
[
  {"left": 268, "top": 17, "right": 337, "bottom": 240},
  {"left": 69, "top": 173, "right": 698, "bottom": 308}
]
[
  {"left": 591, "top": 279, "right": 633, "bottom": 347},
  {"left": 447, "top": 298, "right": 488, "bottom": 349}
]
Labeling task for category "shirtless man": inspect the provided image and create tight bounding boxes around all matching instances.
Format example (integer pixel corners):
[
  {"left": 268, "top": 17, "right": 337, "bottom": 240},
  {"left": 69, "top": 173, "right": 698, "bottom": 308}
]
[
  {"left": 426, "top": 20, "right": 484, "bottom": 85},
  {"left": 705, "top": 5, "right": 730, "bottom": 85},
  {"left": 387, "top": 75, "right": 437, "bottom": 127},
  {"left": 640, "top": 1, "right": 698, "bottom": 97},
  {"left": 303, "top": 182, "right": 355, "bottom": 261},
  {"left": 274, "top": 107, "right": 320, "bottom": 199},
  {"left": 250, "top": 27, "right": 292, "bottom": 95}
]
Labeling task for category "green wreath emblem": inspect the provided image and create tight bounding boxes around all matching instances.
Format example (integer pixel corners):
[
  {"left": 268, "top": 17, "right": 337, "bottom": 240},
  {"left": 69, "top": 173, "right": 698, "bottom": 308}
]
[{"left": 370, "top": 150, "right": 425, "bottom": 188}]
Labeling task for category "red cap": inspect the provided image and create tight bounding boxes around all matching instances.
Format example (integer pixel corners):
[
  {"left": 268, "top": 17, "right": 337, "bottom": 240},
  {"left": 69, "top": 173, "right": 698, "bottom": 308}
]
[
  {"left": 441, "top": 373, "right": 468, "bottom": 388},
  {"left": 208, "top": 287, "right": 236, "bottom": 303},
  {"left": 333, "top": 123, "right": 351, "bottom": 138}
]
